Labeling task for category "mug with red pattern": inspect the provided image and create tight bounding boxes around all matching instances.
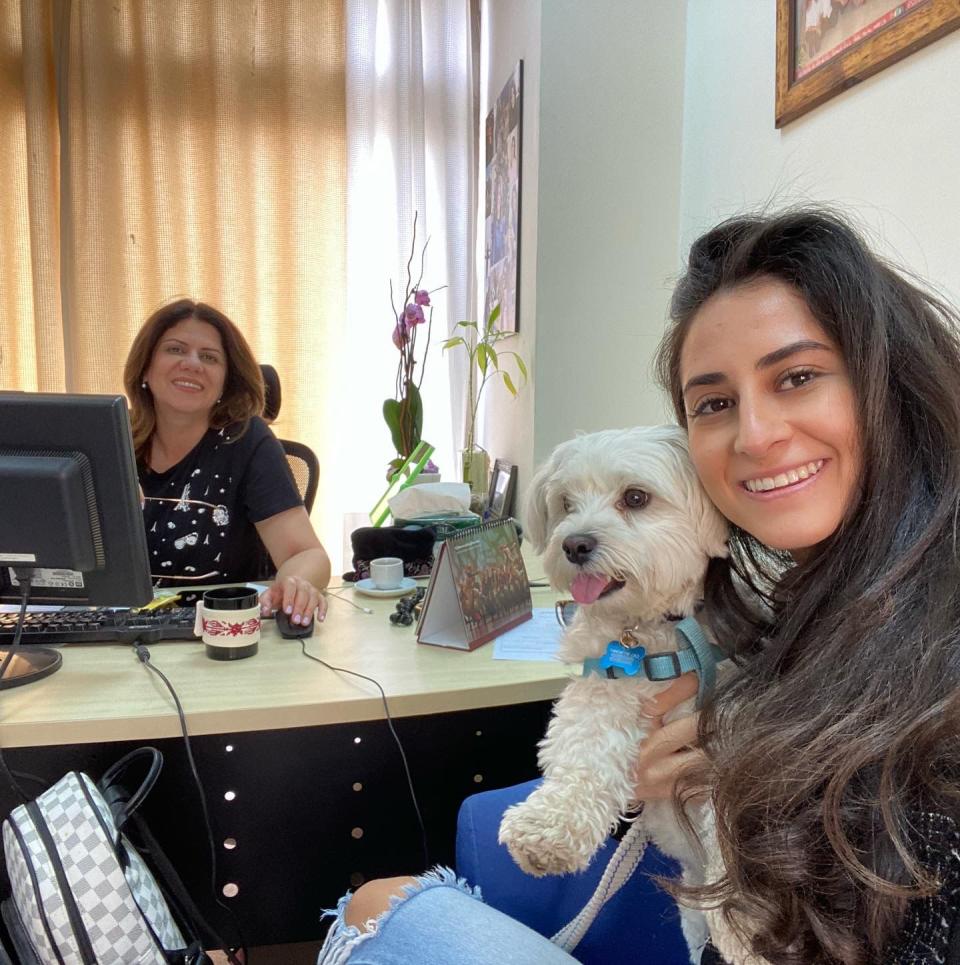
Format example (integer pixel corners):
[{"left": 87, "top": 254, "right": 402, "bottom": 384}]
[{"left": 194, "top": 586, "right": 260, "bottom": 660}]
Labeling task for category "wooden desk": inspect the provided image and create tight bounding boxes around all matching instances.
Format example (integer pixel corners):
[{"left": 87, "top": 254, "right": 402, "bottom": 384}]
[
  {"left": 0, "top": 584, "right": 569, "bottom": 747},
  {"left": 0, "top": 583, "right": 570, "bottom": 946}
]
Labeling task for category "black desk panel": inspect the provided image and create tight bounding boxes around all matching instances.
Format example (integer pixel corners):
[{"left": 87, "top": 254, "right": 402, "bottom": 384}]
[{"left": 0, "top": 700, "right": 553, "bottom": 947}]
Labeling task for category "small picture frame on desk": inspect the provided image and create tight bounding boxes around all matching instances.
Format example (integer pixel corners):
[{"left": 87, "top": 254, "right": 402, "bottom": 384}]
[{"left": 485, "top": 459, "right": 517, "bottom": 520}]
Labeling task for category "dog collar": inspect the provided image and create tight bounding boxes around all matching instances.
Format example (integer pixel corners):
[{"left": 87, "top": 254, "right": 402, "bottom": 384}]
[{"left": 581, "top": 616, "right": 727, "bottom": 708}]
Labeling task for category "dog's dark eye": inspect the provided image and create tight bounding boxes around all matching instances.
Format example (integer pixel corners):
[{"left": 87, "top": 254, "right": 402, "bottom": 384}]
[
  {"left": 561, "top": 495, "right": 573, "bottom": 513},
  {"left": 621, "top": 488, "right": 649, "bottom": 510}
]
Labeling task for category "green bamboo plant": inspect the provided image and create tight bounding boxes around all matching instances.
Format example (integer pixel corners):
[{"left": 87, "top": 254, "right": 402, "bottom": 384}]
[{"left": 442, "top": 304, "right": 528, "bottom": 480}]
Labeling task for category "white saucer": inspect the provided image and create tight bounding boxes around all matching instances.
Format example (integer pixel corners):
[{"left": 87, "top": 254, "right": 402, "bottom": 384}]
[{"left": 353, "top": 577, "right": 418, "bottom": 598}]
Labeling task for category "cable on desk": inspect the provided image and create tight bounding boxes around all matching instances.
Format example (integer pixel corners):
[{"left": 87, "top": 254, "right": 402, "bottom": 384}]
[
  {"left": 133, "top": 640, "right": 247, "bottom": 965},
  {"left": 323, "top": 588, "right": 373, "bottom": 614},
  {"left": 0, "top": 574, "right": 47, "bottom": 804},
  {"left": 297, "top": 641, "right": 431, "bottom": 870}
]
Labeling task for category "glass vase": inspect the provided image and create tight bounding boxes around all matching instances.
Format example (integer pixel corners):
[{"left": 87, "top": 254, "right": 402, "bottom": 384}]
[{"left": 460, "top": 447, "right": 490, "bottom": 510}]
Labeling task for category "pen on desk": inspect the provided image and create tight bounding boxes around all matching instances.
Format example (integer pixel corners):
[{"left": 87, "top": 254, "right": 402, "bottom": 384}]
[{"left": 138, "top": 596, "right": 180, "bottom": 612}]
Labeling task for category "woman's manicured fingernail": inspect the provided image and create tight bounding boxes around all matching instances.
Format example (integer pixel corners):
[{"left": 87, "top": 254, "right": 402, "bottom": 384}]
[
  {"left": 293, "top": 613, "right": 302, "bottom": 625},
  {"left": 285, "top": 605, "right": 293, "bottom": 614}
]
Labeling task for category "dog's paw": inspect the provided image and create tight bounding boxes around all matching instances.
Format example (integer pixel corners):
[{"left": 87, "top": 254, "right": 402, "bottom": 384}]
[{"left": 498, "top": 802, "right": 600, "bottom": 877}]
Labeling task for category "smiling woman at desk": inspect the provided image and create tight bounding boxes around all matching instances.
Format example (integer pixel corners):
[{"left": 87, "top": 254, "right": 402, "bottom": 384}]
[{"left": 124, "top": 299, "right": 330, "bottom": 627}]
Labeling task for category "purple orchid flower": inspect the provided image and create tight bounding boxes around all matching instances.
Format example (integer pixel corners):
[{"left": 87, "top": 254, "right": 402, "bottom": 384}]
[
  {"left": 392, "top": 319, "right": 409, "bottom": 349},
  {"left": 414, "top": 289, "right": 431, "bottom": 307},
  {"left": 404, "top": 303, "right": 426, "bottom": 326}
]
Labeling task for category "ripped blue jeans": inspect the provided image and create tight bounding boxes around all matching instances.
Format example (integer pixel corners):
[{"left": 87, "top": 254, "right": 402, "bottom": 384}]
[{"left": 317, "top": 867, "right": 577, "bottom": 965}]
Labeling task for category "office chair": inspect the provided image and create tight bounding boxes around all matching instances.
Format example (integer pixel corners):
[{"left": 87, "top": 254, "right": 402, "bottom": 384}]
[
  {"left": 456, "top": 781, "right": 688, "bottom": 964},
  {"left": 250, "top": 441, "right": 319, "bottom": 581},
  {"left": 280, "top": 439, "right": 319, "bottom": 514}
]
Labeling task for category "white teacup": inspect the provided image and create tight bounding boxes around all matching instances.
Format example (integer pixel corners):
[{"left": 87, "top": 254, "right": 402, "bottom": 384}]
[
  {"left": 369, "top": 556, "right": 404, "bottom": 590},
  {"left": 194, "top": 586, "right": 261, "bottom": 660}
]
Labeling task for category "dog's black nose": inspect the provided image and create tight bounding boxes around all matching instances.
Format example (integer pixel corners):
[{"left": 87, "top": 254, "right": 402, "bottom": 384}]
[{"left": 562, "top": 534, "right": 597, "bottom": 565}]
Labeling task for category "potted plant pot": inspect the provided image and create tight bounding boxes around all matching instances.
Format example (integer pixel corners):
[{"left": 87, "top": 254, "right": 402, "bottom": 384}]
[{"left": 460, "top": 447, "right": 490, "bottom": 500}]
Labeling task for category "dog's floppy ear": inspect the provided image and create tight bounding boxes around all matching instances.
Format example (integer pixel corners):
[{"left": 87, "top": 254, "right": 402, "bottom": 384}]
[
  {"left": 660, "top": 425, "right": 729, "bottom": 560},
  {"left": 694, "top": 489, "right": 729, "bottom": 560},
  {"left": 521, "top": 454, "right": 558, "bottom": 554}
]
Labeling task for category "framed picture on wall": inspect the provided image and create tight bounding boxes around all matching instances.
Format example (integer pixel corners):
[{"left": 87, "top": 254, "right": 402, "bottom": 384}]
[
  {"left": 484, "top": 61, "right": 523, "bottom": 334},
  {"left": 776, "top": 0, "right": 960, "bottom": 127}
]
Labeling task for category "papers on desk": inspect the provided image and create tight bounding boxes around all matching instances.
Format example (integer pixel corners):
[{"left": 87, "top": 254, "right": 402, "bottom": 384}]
[{"left": 492, "top": 607, "right": 564, "bottom": 662}]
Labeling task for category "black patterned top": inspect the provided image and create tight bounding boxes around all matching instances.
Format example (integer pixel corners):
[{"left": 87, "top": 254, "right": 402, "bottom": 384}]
[
  {"left": 139, "top": 417, "right": 301, "bottom": 587},
  {"left": 700, "top": 812, "right": 960, "bottom": 963}
]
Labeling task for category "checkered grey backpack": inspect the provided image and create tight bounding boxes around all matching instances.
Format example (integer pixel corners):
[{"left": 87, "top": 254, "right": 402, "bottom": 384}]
[{"left": 1, "top": 748, "right": 222, "bottom": 964}]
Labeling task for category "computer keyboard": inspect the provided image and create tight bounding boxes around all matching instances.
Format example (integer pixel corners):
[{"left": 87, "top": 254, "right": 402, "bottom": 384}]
[{"left": 0, "top": 607, "right": 198, "bottom": 645}]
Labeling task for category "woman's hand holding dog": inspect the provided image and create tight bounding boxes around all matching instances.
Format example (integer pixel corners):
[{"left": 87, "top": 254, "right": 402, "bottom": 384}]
[{"left": 632, "top": 673, "right": 705, "bottom": 802}]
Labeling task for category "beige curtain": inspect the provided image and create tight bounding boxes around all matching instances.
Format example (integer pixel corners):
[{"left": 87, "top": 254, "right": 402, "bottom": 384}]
[{"left": 0, "top": 0, "right": 345, "bottom": 544}]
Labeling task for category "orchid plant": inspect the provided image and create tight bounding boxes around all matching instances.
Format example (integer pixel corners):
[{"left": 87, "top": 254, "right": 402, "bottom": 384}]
[{"left": 384, "top": 216, "right": 442, "bottom": 478}]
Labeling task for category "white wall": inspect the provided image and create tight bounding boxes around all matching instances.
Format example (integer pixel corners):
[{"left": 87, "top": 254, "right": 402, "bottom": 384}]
[
  {"left": 481, "top": 0, "right": 688, "bottom": 506},
  {"left": 480, "top": 0, "right": 542, "bottom": 502},
  {"left": 680, "top": 3, "right": 960, "bottom": 305},
  {"left": 533, "top": 1, "right": 687, "bottom": 463},
  {"left": 480, "top": 2, "right": 960, "bottom": 508}
]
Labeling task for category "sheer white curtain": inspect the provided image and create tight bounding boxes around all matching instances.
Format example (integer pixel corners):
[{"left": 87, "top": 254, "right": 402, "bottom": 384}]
[{"left": 334, "top": 0, "right": 476, "bottom": 568}]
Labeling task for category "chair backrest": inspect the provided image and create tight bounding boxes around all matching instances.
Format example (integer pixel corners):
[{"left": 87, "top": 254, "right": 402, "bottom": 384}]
[
  {"left": 260, "top": 363, "right": 281, "bottom": 423},
  {"left": 280, "top": 438, "right": 319, "bottom": 514}
]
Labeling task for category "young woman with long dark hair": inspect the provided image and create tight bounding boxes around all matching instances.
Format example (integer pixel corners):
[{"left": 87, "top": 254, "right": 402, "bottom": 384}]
[{"left": 317, "top": 209, "right": 960, "bottom": 964}]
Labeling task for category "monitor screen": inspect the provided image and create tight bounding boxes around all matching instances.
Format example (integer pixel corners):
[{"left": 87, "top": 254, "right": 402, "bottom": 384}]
[{"left": 0, "top": 392, "right": 153, "bottom": 607}]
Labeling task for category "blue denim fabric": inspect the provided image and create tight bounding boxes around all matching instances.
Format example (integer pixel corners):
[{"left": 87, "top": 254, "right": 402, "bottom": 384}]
[{"left": 317, "top": 867, "right": 577, "bottom": 965}]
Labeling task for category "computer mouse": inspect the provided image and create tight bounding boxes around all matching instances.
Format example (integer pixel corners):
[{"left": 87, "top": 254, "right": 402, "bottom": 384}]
[{"left": 273, "top": 610, "right": 315, "bottom": 639}]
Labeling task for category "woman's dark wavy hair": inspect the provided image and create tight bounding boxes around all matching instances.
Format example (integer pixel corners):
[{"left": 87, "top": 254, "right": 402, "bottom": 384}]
[
  {"left": 123, "top": 299, "right": 264, "bottom": 465},
  {"left": 655, "top": 208, "right": 960, "bottom": 963}
]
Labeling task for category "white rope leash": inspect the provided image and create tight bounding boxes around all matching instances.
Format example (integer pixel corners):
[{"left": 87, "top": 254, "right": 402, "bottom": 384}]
[{"left": 550, "top": 818, "right": 649, "bottom": 953}]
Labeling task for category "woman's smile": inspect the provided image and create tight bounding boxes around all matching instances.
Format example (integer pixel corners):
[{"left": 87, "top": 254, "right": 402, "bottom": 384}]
[
  {"left": 740, "top": 458, "right": 825, "bottom": 495},
  {"left": 171, "top": 378, "right": 205, "bottom": 392}
]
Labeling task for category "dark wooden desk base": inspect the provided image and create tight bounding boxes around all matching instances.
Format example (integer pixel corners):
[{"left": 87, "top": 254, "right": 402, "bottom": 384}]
[{"left": 0, "top": 700, "right": 553, "bottom": 947}]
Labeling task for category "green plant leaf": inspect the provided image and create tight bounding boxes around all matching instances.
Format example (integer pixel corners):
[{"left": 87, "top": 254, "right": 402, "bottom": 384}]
[
  {"left": 383, "top": 383, "right": 423, "bottom": 458},
  {"left": 502, "top": 370, "right": 517, "bottom": 396},
  {"left": 486, "top": 303, "right": 501, "bottom": 334},
  {"left": 501, "top": 351, "right": 528, "bottom": 382},
  {"left": 385, "top": 456, "right": 405, "bottom": 481},
  {"left": 457, "top": 320, "right": 478, "bottom": 330},
  {"left": 476, "top": 343, "right": 489, "bottom": 375},
  {"left": 484, "top": 343, "right": 500, "bottom": 370},
  {"left": 404, "top": 379, "right": 424, "bottom": 444},
  {"left": 442, "top": 336, "right": 464, "bottom": 351},
  {"left": 382, "top": 398, "right": 405, "bottom": 455}
]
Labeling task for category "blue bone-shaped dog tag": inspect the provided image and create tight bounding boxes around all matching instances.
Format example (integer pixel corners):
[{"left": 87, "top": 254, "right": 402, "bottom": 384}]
[{"left": 598, "top": 641, "right": 647, "bottom": 676}]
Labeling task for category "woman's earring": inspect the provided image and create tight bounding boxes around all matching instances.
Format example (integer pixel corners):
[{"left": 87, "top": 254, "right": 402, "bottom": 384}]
[
  {"left": 141, "top": 381, "right": 148, "bottom": 390},
  {"left": 216, "top": 397, "right": 222, "bottom": 404}
]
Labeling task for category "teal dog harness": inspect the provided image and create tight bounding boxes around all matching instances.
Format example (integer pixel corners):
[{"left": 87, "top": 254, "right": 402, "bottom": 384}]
[{"left": 581, "top": 616, "right": 727, "bottom": 707}]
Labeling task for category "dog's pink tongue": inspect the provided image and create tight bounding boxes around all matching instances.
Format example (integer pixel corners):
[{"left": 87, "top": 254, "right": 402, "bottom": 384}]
[{"left": 570, "top": 573, "right": 611, "bottom": 605}]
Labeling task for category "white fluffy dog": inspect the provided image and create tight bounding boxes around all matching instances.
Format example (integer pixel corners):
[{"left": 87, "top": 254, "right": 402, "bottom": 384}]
[{"left": 497, "top": 425, "right": 730, "bottom": 961}]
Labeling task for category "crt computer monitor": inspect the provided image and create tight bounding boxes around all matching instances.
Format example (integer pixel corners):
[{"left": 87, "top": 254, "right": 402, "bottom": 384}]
[{"left": 0, "top": 392, "right": 153, "bottom": 685}]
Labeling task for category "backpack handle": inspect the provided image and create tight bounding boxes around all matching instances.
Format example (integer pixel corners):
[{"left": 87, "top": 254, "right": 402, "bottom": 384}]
[{"left": 98, "top": 746, "right": 163, "bottom": 831}]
